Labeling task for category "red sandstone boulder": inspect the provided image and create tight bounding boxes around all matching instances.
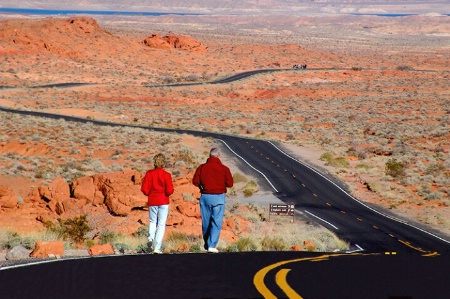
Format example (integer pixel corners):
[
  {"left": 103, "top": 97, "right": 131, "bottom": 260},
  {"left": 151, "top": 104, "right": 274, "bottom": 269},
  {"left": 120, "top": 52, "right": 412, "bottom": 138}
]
[
  {"left": 0, "top": 185, "right": 18, "bottom": 209},
  {"left": 88, "top": 244, "right": 114, "bottom": 256},
  {"left": 30, "top": 241, "right": 64, "bottom": 258},
  {"left": 290, "top": 245, "right": 302, "bottom": 251},
  {"left": 71, "top": 175, "right": 104, "bottom": 205},
  {"left": 143, "top": 34, "right": 207, "bottom": 52},
  {"left": 303, "top": 240, "right": 316, "bottom": 251},
  {"left": 38, "top": 176, "right": 70, "bottom": 203},
  {"left": 143, "top": 34, "right": 173, "bottom": 51},
  {"left": 176, "top": 200, "right": 201, "bottom": 218},
  {"left": 100, "top": 170, "right": 147, "bottom": 216}
]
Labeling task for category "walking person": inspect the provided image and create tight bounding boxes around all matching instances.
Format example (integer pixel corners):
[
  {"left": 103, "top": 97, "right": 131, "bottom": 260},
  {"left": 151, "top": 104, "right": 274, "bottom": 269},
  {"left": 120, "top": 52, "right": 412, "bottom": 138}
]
[
  {"left": 193, "top": 148, "right": 234, "bottom": 253},
  {"left": 141, "top": 153, "right": 174, "bottom": 254}
]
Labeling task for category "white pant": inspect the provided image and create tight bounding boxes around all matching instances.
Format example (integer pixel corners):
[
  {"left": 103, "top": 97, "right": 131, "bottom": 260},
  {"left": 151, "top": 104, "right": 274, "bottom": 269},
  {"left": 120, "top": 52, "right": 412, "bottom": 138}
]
[{"left": 148, "top": 204, "right": 169, "bottom": 251}]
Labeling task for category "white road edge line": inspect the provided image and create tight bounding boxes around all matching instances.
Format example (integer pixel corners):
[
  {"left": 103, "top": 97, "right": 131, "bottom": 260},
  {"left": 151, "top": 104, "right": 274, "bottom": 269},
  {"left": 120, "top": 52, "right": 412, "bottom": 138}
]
[
  {"left": 304, "top": 210, "right": 339, "bottom": 230},
  {"left": 267, "top": 140, "right": 450, "bottom": 245},
  {"left": 346, "top": 244, "right": 365, "bottom": 253},
  {"left": 218, "top": 139, "right": 279, "bottom": 192}
]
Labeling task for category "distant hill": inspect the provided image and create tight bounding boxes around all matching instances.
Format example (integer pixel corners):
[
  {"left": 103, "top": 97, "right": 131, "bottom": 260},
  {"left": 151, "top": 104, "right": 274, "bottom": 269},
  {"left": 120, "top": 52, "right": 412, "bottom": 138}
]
[{"left": 1, "top": 0, "right": 449, "bottom": 15}]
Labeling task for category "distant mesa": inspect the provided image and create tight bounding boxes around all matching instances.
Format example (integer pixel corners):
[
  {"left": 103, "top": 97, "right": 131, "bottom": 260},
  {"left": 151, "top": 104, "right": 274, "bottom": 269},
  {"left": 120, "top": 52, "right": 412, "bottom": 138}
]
[{"left": 143, "top": 33, "right": 208, "bottom": 52}]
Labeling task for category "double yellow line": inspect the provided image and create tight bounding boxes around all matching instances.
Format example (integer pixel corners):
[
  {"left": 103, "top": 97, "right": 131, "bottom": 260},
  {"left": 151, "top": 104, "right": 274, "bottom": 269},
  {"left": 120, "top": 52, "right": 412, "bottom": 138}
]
[{"left": 253, "top": 253, "right": 367, "bottom": 298}]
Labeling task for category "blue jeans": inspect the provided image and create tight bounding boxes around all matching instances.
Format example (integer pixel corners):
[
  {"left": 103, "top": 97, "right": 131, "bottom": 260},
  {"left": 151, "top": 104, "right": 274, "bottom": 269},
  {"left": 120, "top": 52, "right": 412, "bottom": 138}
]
[
  {"left": 148, "top": 204, "right": 169, "bottom": 251},
  {"left": 199, "top": 193, "right": 225, "bottom": 249}
]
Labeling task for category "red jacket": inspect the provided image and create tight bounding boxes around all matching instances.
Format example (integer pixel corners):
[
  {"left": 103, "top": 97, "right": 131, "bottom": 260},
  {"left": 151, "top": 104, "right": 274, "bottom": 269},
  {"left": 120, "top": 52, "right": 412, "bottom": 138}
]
[
  {"left": 141, "top": 168, "right": 174, "bottom": 206},
  {"left": 193, "top": 156, "right": 233, "bottom": 194}
]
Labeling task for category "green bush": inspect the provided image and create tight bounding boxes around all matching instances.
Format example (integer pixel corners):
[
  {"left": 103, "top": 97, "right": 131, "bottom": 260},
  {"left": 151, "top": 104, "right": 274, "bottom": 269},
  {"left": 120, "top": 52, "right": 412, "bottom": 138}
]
[
  {"left": 261, "top": 236, "right": 287, "bottom": 251},
  {"left": 320, "top": 152, "right": 333, "bottom": 163},
  {"left": 46, "top": 215, "right": 91, "bottom": 244},
  {"left": 231, "top": 237, "right": 257, "bottom": 252},
  {"left": 320, "top": 152, "right": 348, "bottom": 168},
  {"left": 233, "top": 172, "right": 248, "bottom": 184},
  {"left": 1, "top": 231, "right": 22, "bottom": 249},
  {"left": 385, "top": 158, "right": 405, "bottom": 178},
  {"left": 99, "top": 230, "right": 118, "bottom": 245},
  {"left": 243, "top": 180, "right": 258, "bottom": 197},
  {"left": 133, "top": 225, "right": 148, "bottom": 238}
]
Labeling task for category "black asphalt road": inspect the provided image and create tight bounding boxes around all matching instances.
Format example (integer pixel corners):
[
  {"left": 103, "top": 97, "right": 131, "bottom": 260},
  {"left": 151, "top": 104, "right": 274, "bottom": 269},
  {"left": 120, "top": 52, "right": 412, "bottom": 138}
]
[
  {"left": 217, "top": 137, "right": 450, "bottom": 254},
  {"left": 1, "top": 251, "right": 449, "bottom": 299}
]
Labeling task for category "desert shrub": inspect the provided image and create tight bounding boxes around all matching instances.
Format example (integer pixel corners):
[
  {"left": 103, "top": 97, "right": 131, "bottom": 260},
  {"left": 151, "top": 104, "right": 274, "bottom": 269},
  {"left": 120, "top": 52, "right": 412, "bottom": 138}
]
[
  {"left": 328, "top": 157, "right": 349, "bottom": 168},
  {"left": 46, "top": 215, "right": 91, "bottom": 244},
  {"left": 99, "top": 229, "right": 118, "bottom": 245},
  {"left": 385, "top": 158, "right": 405, "bottom": 178},
  {"left": 425, "top": 192, "right": 442, "bottom": 200},
  {"left": 320, "top": 152, "right": 334, "bottom": 163},
  {"left": 243, "top": 180, "right": 259, "bottom": 197},
  {"left": 356, "top": 163, "right": 370, "bottom": 170},
  {"left": 175, "top": 148, "right": 194, "bottom": 164},
  {"left": 351, "top": 66, "right": 363, "bottom": 71},
  {"left": 226, "top": 237, "right": 258, "bottom": 252},
  {"left": 0, "top": 231, "right": 22, "bottom": 250},
  {"left": 164, "top": 232, "right": 202, "bottom": 253},
  {"left": 396, "top": 65, "right": 414, "bottom": 71},
  {"left": 425, "top": 163, "right": 445, "bottom": 176},
  {"left": 133, "top": 225, "right": 148, "bottom": 238},
  {"left": 320, "top": 152, "right": 348, "bottom": 168},
  {"left": 185, "top": 73, "right": 201, "bottom": 82},
  {"left": 113, "top": 243, "right": 131, "bottom": 253},
  {"left": 261, "top": 236, "right": 287, "bottom": 251},
  {"left": 233, "top": 172, "right": 248, "bottom": 184},
  {"left": 308, "top": 231, "right": 349, "bottom": 251}
]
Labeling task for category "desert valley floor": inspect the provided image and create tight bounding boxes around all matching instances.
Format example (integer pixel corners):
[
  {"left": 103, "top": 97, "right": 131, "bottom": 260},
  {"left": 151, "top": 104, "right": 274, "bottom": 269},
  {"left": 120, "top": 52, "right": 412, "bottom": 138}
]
[{"left": 0, "top": 12, "right": 449, "bottom": 253}]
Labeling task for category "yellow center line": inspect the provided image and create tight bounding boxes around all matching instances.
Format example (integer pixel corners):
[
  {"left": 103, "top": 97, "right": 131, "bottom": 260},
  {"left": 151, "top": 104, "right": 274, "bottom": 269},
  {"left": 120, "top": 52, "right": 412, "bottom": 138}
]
[
  {"left": 253, "top": 253, "right": 371, "bottom": 298},
  {"left": 275, "top": 269, "right": 303, "bottom": 299},
  {"left": 398, "top": 240, "right": 428, "bottom": 253}
]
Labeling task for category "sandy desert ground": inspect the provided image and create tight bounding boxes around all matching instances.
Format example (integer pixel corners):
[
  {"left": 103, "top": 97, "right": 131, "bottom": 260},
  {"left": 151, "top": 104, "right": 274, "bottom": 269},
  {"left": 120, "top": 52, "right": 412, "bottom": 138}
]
[{"left": 0, "top": 11, "right": 449, "bottom": 248}]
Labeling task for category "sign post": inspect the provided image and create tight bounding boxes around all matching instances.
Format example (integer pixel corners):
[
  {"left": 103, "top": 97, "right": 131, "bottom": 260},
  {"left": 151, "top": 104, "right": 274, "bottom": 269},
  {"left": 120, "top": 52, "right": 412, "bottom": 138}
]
[{"left": 269, "top": 203, "right": 295, "bottom": 222}]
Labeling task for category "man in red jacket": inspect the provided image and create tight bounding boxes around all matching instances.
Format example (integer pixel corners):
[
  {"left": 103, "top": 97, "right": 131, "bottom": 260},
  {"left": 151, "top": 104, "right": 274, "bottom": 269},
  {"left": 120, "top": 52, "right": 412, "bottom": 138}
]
[
  {"left": 193, "top": 148, "right": 234, "bottom": 253},
  {"left": 141, "top": 153, "right": 174, "bottom": 254}
]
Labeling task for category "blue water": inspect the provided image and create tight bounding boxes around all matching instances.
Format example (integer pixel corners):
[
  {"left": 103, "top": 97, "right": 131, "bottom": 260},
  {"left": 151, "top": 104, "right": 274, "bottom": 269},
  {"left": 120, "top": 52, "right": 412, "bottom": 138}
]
[
  {"left": 0, "top": 7, "right": 200, "bottom": 16},
  {"left": 0, "top": 8, "right": 448, "bottom": 17}
]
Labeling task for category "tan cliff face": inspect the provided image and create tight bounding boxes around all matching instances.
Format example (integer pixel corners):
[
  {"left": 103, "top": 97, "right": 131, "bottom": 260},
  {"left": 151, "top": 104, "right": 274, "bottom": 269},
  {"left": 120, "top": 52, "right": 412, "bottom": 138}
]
[{"left": 0, "top": 15, "right": 449, "bottom": 243}]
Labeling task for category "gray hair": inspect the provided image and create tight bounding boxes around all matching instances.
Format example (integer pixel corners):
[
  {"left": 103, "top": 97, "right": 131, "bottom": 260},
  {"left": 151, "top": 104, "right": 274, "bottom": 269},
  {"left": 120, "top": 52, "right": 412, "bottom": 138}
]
[{"left": 210, "top": 148, "right": 220, "bottom": 157}]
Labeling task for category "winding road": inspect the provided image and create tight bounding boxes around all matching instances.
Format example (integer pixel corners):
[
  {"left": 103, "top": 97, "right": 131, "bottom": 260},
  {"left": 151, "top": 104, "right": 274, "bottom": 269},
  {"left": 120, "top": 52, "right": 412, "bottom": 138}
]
[{"left": 1, "top": 68, "right": 450, "bottom": 298}]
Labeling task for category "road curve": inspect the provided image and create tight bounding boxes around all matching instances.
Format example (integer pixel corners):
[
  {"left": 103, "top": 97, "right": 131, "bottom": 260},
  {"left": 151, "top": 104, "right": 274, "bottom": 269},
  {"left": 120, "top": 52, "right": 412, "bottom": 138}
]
[
  {"left": 1, "top": 104, "right": 450, "bottom": 254},
  {"left": 1, "top": 68, "right": 449, "bottom": 254}
]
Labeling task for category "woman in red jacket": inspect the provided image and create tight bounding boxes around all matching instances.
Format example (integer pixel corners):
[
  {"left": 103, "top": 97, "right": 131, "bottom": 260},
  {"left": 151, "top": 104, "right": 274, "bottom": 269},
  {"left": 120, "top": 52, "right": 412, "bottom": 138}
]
[{"left": 141, "top": 153, "right": 174, "bottom": 254}]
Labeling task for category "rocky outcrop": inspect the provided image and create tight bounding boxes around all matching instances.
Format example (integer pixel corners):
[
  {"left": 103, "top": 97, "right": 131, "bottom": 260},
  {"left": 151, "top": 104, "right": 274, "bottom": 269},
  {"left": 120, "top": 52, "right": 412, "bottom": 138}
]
[
  {"left": 0, "top": 185, "right": 17, "bottom": 209},
  {"left": 6, "top": 245, "right": 31, "bottom": 260},
  {"left": 143, "top": 34, "right": 207, "bottom": 52},
  {"left": 1, "top": 170, "right": 249, "bottom": 245},
  {"left": 30, "top": 241, "right": 64, "bottom": 258},
  {"left": 88, "top": 244, "right": 114, "bottom": 256}
]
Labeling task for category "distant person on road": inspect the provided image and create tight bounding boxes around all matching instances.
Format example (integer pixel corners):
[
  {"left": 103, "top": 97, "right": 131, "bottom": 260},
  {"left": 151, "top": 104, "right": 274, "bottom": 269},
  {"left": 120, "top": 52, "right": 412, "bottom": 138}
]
[
  {"left": 193, "top": 148, "right": 234, "bottom": 253},
  {"left": 141, "top": 153, "right": 174, "bottom": 254}
]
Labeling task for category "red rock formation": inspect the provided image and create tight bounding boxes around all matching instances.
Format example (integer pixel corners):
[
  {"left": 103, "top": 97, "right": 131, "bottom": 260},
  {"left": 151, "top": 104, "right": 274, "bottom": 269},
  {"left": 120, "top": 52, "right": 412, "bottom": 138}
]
[
  {"left": 1, "top": 170, "right": 250, "bottom": 245},
  {"left": 30, "top": 241, "right": 64, "bottom": 258},
  {"left": 88, "top": 244, "right": 114, "bottom": 256},
  {"left": 0, "top": 185, "right": 17, "bottom": 209},
  {"left": 143, "top": 34, "right": 207, "bottom": 52}
]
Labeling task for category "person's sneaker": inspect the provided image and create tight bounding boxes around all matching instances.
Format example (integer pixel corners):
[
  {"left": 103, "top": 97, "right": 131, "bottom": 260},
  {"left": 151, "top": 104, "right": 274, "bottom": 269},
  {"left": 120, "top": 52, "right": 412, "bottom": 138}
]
[
  {"left": 207, "top": 247, "right": 219, "bottom": 253},
  {"left": 153, "top": 249, "right": 163, "bottom": 254}
]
